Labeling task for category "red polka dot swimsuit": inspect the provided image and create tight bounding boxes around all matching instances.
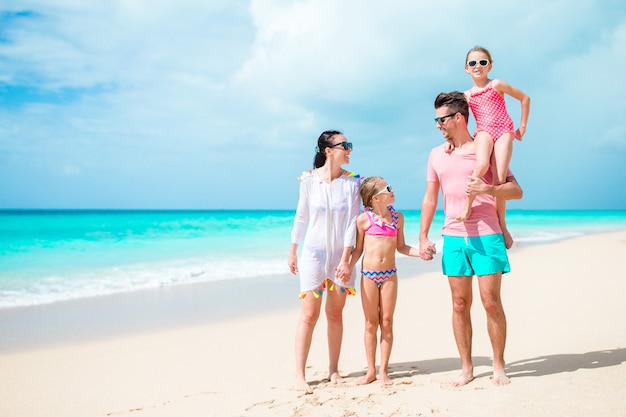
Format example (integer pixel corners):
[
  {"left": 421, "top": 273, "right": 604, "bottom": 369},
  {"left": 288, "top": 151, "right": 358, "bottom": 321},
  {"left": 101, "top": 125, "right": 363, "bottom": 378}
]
[{"left": 468, "top": 81, "right": 514, "bottom": 141}]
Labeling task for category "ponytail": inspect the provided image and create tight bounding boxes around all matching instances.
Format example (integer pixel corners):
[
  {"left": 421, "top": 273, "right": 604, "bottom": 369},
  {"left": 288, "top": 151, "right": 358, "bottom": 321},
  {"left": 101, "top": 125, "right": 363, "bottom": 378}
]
[{"left": 312, "top": 130, "right": 342, "bottom": 168}]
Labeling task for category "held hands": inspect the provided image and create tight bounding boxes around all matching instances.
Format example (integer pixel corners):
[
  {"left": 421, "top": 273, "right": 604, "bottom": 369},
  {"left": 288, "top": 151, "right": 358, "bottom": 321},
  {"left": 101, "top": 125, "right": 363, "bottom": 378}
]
[
  {"left": 334, "top": 260, "right": 351, "bottom": 283},
  {"left": 419, "top": 239, "right": 436, "bottom": 261}
]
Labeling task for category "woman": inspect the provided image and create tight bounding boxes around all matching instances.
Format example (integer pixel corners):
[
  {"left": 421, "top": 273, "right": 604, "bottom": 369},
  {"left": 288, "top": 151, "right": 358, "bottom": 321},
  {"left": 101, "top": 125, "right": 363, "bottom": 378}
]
[{"left": 288, "top": 130, "right": 362, "bottom": 393}]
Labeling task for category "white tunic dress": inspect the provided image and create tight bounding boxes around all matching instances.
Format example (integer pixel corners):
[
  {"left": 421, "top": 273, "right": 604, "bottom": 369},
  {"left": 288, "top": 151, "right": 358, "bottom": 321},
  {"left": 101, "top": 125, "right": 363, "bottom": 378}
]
[{"left": 291, "top": 170, "right": 362, "bottom": 293}]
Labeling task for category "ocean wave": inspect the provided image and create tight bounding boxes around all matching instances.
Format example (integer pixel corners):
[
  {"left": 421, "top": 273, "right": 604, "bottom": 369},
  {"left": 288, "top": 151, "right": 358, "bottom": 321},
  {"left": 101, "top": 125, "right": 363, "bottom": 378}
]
[
  {"left": 0, "top": 256, "right": 288, "bottom": 309},
  {"left": 2, "top": 209, "right": 625, "bottom": 309}
]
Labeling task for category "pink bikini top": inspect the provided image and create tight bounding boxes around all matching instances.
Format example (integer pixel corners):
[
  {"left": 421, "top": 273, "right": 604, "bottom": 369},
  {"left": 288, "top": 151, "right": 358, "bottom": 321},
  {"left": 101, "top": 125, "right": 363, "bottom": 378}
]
[{"left": 364, "top": 206, "right": 398, "bottom": 237}]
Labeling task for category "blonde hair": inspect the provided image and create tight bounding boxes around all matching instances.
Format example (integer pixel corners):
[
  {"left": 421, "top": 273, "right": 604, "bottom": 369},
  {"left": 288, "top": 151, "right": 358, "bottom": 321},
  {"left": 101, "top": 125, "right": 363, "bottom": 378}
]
[
  {"left": 466, "top": 45, "right": 493, "bottom": 63},
  {"left": 360, "top": 176, "right": 385, "bottom": 208}
]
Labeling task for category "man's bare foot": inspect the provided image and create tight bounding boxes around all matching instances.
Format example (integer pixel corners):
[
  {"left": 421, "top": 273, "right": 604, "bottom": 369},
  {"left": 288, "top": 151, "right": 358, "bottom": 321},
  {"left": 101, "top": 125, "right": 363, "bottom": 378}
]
[
  {"left": 294, "top": 378, "right": 313, "bottom": 394},
  {"left": 356, "top": 372, "right": 376, "bottom": 385},
  {"left": 379, "top": 374, "right": 394, "bottom": 386},
  {"left": 450, "top": 372, "right": 474, "bottom": 387},
  {"left": 491, "top": 371, "right": 511, "bottom": 386},
  {"left": 329, "top": 372, "right": 344, "bottom": 384}
]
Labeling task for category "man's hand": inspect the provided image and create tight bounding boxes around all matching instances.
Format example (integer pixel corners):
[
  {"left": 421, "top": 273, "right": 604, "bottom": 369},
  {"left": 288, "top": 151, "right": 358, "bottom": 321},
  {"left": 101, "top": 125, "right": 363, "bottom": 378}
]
[
  {"left": 419, "top": 239, "right": 436, "bottom": 261},
  {"left": 465, "top": 176, "right": 490, "bottom": 197}
]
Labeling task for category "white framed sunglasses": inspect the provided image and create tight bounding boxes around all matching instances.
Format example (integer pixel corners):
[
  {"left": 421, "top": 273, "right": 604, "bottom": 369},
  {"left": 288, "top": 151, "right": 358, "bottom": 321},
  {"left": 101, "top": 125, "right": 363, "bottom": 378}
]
[
  {"left": 467, "top": 59, "right": 490, "bottom": 67},
  {"left": 375, "top": 185, "right": 393, "bottom": 195}
]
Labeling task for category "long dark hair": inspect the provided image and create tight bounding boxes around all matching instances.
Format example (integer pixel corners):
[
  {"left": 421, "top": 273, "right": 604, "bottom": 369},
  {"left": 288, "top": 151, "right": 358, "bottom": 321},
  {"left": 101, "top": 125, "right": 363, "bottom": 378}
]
[{"left": 313, "top": 130, "right": 342, "bottom": 168}]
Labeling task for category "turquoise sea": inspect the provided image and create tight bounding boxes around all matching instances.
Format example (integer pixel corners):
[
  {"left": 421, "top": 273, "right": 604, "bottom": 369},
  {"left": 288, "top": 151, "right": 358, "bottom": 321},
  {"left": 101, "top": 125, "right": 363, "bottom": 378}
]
[{"left": 1, "top": 209, "right": 625, "bottom": 310}]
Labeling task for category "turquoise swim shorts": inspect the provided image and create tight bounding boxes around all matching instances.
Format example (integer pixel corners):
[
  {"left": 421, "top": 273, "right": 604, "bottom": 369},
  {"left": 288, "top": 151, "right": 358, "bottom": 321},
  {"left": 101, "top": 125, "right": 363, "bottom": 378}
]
[{"left": 442, "top": 234, "right": 510, "bottom": 277}]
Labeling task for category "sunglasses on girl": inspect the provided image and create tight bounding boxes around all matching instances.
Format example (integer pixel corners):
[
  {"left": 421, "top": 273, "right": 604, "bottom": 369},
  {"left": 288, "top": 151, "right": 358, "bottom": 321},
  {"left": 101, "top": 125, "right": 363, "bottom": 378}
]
[
  {"left": 330, "top": 141, "right": 353, "bottom": 150},
  {"left": 375, "top": 185, "right": 393, "bottom": 195},
  {"left": 467, "top": 59, "right": 490, "bottom": 67}
]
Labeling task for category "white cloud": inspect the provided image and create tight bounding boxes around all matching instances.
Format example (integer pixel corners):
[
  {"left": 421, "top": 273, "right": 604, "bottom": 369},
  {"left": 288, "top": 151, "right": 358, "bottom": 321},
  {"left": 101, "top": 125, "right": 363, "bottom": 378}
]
[
  {"left": 542, "top": 21, "right": 626, "bottom": 146},
  {"left": 1, "top": 0, "right": 625, "bottom": 208}
]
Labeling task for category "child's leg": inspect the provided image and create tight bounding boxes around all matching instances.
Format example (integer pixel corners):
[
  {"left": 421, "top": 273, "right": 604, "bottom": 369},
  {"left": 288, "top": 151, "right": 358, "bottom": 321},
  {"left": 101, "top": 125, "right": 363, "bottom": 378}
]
[
  {"left": 495, "top": 193, "right": 512, "bottom": 249},
  {"left": 357, "top": 276, "right": 381, "bottom": 385},
  {"left": 457, "top": 131, "right": 493, "bottom": 221},
  {"left": 493, "top": 133, "right": 514, "bottom": 184},
  {"left": 492, "top": 133, "right": 515, "bottom": 248},
  {"left": 378, "top": 275, "right": 398, "bottom": 386},
  {"left": 474, "top": 132, "right": 494, "bottom": 179}
]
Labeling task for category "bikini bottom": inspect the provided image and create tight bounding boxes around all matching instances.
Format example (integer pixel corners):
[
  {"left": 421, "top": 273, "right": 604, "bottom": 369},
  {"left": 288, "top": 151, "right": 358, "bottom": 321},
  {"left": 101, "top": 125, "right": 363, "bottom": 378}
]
[{"left": 361, "top": 268, "right": 397, "bottom": 288}]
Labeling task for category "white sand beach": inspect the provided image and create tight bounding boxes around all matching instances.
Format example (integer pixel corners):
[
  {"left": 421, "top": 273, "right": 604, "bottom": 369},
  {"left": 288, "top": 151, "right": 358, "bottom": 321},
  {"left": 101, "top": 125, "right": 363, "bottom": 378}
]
[{"left": 1, "top": 231, "right": 625, "bottom": 417}]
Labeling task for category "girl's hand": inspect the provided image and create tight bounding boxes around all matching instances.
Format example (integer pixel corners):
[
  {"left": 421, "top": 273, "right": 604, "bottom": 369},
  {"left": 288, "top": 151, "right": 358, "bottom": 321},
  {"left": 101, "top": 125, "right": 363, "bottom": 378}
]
[
  {"left": 443, "top": 140, "right": 455, "bottom": 153},
  {"left": 515, "top": 126, "right": 526, "bottom": 141}
]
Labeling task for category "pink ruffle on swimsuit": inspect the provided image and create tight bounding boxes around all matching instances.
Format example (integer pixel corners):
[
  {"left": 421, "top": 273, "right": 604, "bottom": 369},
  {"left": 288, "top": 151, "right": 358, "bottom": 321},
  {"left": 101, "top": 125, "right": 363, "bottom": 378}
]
[{"left": 468, "top": 81, "right": 514, "bottom": 142}]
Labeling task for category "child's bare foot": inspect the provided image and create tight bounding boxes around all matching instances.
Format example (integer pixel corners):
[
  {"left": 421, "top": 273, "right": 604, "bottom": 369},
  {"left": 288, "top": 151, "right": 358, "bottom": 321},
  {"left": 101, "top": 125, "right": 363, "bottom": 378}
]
[
  {"left": 450, "top": 372, "right": 474, "bottom": 387},
  {"left": 491, "top": 371, "right": 511, "bottom": 386},
  {"left": 294, "top": 378, "right": 313, "bottom": 394},
  {"left": 379, "top": 373, "right": 394, "bottom": 386},
  {"left": 329, "top": 372, "right": 344, "bottom": 384},
  {"left": 357, "top": 372, "right": 376, "bottom": 385},
  {"left": 456, "top": 202, "right": 472, "bottom": 222}
]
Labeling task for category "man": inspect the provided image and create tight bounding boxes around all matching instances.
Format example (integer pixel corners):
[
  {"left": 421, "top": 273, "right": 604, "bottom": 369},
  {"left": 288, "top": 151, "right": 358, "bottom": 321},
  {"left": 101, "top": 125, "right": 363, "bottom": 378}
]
[{"left": 419, "top": 91, "right": 523, "bottom": 386}]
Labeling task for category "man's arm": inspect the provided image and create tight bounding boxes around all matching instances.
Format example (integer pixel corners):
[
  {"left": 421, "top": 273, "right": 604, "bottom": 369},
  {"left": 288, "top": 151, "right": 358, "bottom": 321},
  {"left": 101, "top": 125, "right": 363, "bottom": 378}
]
[{"left": 466, "top": 175, "right": 523, "bottom": 200}]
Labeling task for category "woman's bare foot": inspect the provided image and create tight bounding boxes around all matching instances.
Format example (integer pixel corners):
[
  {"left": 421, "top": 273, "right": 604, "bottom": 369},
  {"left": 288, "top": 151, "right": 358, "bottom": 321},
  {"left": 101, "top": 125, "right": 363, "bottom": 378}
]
[
  {"left": 450, "top": 372, "right": 474, "bottom": 387},
  {"left": 491, "top": 371, "right": 511, "bottom": 386},
  {"left": 329, "top": 372, "right": 344, "bottom": 384},
  {"left": 294, "top": 378, "right": 313, "bottom": 394},
  {"left": 356, "top": 371, "right": 376, "bottom": 385},
  {"left": 379, "top": 373, "right": 394, "bottom": 386}
]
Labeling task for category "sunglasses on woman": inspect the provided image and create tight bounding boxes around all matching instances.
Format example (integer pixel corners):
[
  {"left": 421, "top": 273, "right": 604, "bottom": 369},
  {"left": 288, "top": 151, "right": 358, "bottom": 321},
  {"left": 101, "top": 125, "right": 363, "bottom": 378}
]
[
  {"left": 330, "top": 141, "right": 353, "bottom": 150},
  {"left": 467, "top": 59, "right": 490, "bottom": 67}
]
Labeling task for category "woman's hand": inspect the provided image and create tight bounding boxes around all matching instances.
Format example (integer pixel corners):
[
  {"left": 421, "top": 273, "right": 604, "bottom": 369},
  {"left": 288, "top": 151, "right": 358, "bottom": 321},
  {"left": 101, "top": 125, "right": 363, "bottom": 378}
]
[{"left": 288, "top": 253, "right": 298, "bottom": 275}]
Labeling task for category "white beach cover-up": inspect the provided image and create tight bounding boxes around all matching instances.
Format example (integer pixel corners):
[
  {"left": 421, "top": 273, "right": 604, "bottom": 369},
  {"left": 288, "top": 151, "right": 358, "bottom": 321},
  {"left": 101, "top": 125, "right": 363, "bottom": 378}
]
[{"left": 291, "top": 170, "right": 362, "bottom": 293}]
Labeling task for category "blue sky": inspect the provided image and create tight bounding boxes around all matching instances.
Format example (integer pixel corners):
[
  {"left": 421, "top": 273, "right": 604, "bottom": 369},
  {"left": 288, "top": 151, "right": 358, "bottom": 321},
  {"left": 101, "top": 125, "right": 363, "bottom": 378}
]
[{"left": 1, "top": 0, "right": 625, "bottom": 210}]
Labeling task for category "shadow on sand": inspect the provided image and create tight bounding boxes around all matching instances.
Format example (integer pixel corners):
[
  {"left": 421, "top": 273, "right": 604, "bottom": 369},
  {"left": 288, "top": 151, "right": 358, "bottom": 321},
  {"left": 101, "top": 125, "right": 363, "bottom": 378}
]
[{"left": 344, "top": 347, "right": 626, "bottom": 381}]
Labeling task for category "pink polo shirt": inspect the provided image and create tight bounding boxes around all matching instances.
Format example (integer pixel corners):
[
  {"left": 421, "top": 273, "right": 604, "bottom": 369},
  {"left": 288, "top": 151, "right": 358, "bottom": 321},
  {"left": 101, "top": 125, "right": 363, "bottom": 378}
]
[{"left": 426, "top": 145, "right": 511, "bottom": 237}]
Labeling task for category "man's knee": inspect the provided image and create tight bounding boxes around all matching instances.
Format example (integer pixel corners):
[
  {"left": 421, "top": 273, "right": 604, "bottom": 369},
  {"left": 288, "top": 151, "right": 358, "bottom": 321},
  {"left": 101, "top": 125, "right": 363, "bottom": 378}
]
[
  {"left": 482, "top": 296, "right": 504, "bottom": 316},
  {"left": 452, "top": 296, "right": 472, "bottom": 314}
]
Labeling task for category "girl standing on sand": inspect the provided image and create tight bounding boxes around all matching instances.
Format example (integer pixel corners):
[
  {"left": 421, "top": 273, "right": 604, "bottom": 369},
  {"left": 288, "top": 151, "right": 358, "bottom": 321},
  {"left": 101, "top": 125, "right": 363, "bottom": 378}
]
[
  {"left": 288, "top": 130, "right": 362, "bottom": 393},
  {"left": 453, "top": 46, "right": 530, "bottom": 248},
  {"left": 349, "top": 177, "right": 420, "bottom": 385}
]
